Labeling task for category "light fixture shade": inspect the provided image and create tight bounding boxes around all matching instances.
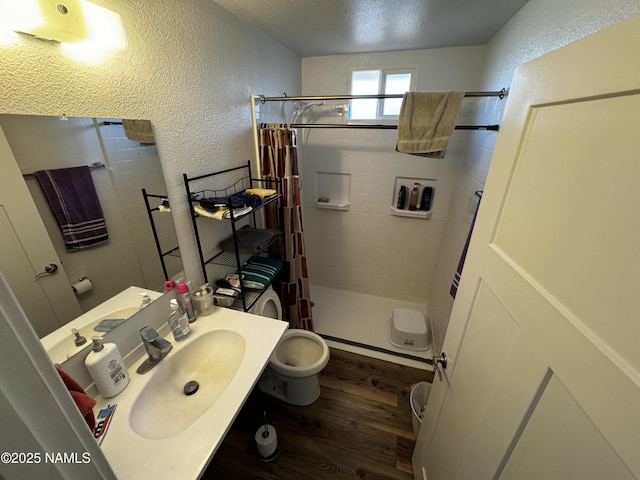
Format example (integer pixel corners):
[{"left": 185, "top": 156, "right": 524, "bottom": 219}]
[
  {"left": 0, "top": 0, "right": 127, "bottom": 55},
  {"left": 5, "top": 0, "right": 88, "bottom": 43},
  {"left": 76, "top": 0, "right": 127, "bottom": 51}
]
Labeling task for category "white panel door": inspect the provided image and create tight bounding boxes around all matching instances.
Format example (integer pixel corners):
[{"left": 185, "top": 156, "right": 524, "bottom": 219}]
[{"left": 414, "top": 16, "right": 640, "bottom": 479}]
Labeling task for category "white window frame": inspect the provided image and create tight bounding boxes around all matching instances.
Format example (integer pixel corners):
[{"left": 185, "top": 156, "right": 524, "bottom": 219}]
[{"left": 348, "top": 66, "right": 418, "bottom": 124}]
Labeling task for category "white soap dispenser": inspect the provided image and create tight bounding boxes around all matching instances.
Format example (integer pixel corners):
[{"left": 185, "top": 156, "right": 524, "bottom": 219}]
[{"left": 84, "top": 337, "right": 130, "bottom": 398}]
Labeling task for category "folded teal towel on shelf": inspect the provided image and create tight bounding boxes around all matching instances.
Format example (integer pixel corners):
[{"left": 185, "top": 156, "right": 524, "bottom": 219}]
[{"left": 241, "top": 257, "right": 282, "bottom": 289}]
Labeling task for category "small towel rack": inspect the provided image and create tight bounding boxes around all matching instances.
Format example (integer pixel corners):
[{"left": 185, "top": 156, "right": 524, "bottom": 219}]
[{"left": 22, "top": 162, "right": 106, "bottom": 178}]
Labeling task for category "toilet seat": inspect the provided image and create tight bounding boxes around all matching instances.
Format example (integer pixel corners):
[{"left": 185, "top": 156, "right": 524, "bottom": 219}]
[
  {"left": 250, "top": 286, "right": 282, "bottom": 320},
  {"left": 269, "top": 329, "right": 330, "bottom": 378}
]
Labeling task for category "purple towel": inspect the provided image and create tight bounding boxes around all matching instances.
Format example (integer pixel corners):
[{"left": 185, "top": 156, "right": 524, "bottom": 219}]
[{"left": 34, "top": 166, "right": 109, "bottom": 250}]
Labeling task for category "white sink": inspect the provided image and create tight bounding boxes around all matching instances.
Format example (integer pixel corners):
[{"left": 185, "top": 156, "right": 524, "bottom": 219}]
[
  {"left": 41, "top": 287, "right": 161, "bottom": 364},
  {"left": 129, "top": 329, "right": 246, "bottom": 439},
  {"left": 94, "top": 308, "right": 288, "bottom": 480}
]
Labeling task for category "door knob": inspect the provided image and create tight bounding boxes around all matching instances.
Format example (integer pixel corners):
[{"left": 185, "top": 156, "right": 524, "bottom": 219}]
[
  {"left": 432, "top": 352, "right": 448, "bottom": 382},
  {"left": 433, "top": 352, "right": 447, "bottom": 369},
  {"left": 34, "top": 263, "right": 58, "bottom": 279}
]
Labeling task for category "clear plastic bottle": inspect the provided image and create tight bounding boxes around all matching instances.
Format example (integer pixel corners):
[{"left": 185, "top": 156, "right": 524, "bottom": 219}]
[{"left": 168, "top": 299, "right": 191, "bottom": 342}]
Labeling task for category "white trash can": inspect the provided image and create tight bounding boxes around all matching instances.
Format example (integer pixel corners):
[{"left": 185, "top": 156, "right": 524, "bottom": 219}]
[{"left": 410, "top": 381, "right": 432, "bottom": 437}]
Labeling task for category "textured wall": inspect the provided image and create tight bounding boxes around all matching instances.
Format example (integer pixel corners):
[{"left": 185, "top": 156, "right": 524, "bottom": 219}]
[
  {"left": 427, "top": 0, "right": 640, "bottom": 352},
  {"left": 0, "top": 0, "right": 301, "bottom": 287}
]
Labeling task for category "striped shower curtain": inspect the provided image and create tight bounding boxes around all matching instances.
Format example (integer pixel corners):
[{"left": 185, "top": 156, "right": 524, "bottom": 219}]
[{"left": 259, "top": 125, "right": 313, "bottom": 331}]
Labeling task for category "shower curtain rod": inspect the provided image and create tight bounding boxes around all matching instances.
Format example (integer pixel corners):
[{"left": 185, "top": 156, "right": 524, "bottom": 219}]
[
  {"left": 274, "top": 123, "right": 500, "bottom": 131},
  {"left": 255, "top": 89, "right": 507, "bottom": 131},
  {"left": 256, "top": 88, "right": 508, "bottom": 103}
]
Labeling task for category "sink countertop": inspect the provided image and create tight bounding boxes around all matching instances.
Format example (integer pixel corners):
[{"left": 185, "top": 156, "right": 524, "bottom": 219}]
[{"left": 93, "top": 307, "right": 288, "bottom": 479}]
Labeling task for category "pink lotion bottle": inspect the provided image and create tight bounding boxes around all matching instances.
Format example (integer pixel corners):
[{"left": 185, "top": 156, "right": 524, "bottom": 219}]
[{"left": 408, "top": 182, "right": 420, "bottom": 211}]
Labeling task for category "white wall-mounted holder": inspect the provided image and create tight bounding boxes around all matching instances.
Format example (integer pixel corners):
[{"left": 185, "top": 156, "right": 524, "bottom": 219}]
[
  {"left": 316, "top": 200, "right": 351, "bottom": 210},
  {"left": 315, "top": 171, "right": 350, "bottom": 211},
  {"left": 391, "top": 176, "right": 436, "bottom": 219},
  {"left": 390, "top": 206, "right": 432, "bottom": 219}
]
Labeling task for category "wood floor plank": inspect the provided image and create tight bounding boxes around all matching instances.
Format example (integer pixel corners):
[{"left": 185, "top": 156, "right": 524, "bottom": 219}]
[
  {"left": 205, "top": 347, "right": 432, "bottom": 479},
  {"left": 259, "top": 393, "right": 399, "bottom": 467},
  {"left": 397, "top": 434, "right": 418, "bottom": 474},
  {"left": 318, "top": 384, "right": 415, "bottom": 440},
  {"left": 319, "top": 371, "right": 399, "bottom": 407},
  {"left": 321, "top": 350, "right": 429, "bottom": 405}
]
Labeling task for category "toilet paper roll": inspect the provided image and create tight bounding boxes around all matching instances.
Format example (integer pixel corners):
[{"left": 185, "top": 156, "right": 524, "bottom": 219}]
[
  {"left": 255, "top": 425, "right": 278, "bottom": 458},
  {"left": 72, "top": 278, "right": 93, "bottom": 295}
]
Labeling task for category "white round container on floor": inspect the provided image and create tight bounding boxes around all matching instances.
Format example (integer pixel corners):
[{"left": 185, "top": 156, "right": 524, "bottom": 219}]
[{"left": 410, "top": 381, "right": 432, "bottom": 437}]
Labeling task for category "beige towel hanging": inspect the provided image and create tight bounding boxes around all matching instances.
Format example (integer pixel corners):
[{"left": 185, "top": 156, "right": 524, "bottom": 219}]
[
  {"left": 122, "top": 119, "right": 155, "bottom": 144},
  {"left": 396, "top": 91, "right": 464, "bottom": 158}
]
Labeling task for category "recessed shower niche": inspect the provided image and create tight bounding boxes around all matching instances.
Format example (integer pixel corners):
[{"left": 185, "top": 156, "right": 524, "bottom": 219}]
[
  {"left": 391, "top": 176, "right": 436, "bottom": 219},
  {"left": 314, "top": 172, "right": 351, "bottom": 210}
]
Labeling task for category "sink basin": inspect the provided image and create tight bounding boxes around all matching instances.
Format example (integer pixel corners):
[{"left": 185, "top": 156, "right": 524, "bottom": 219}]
[{"left": 129, "top": 329, "right": 246, "bottom": 439}]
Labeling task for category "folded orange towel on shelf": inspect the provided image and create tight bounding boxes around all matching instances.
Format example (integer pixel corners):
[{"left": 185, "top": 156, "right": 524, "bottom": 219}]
[
  {"left": 245, "top": 188, "right": 277, "bottom": 199},
  {"left": 56, "top": 366, "right": 96, "bottom": 431}
]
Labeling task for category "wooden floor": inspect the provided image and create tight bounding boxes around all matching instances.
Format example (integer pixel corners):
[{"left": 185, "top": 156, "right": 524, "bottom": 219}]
[{"left": 204, "top": 348, "right": 434, "bottom": 479}]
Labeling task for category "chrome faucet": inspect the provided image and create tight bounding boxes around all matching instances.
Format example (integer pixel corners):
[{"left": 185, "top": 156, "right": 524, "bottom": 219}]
[{"left": 136, "top": 326, "right": 172, "bottom": 374}]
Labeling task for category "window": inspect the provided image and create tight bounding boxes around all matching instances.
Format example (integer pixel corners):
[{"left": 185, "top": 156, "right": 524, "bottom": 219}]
[{"left": 349, "top": 68, "right": 416, "bottom": 121}]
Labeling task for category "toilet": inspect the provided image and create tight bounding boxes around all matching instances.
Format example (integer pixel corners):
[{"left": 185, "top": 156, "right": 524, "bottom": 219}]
[{"left": 253, "top": 288, "right": 330, "bottom": 406}]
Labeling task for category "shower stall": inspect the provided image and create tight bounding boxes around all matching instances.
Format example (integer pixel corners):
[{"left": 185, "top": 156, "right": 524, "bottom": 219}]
[{"left": 251, "top": 91, "right": 505, "bottom": 368}]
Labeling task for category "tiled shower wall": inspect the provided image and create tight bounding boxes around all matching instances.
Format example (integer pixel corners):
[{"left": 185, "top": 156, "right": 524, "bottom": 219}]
[
  {"left": 299, "top": 125, "right": 467, "bottom": 303},
  {"left": 427, "top": 96, "right": 504, "bottom": 350},
  {"left": 299, "top": 47, "right": 486, "bottom": 304},
  {"left": 97, "top": 120, "right": 181, "bottom": 289}
]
